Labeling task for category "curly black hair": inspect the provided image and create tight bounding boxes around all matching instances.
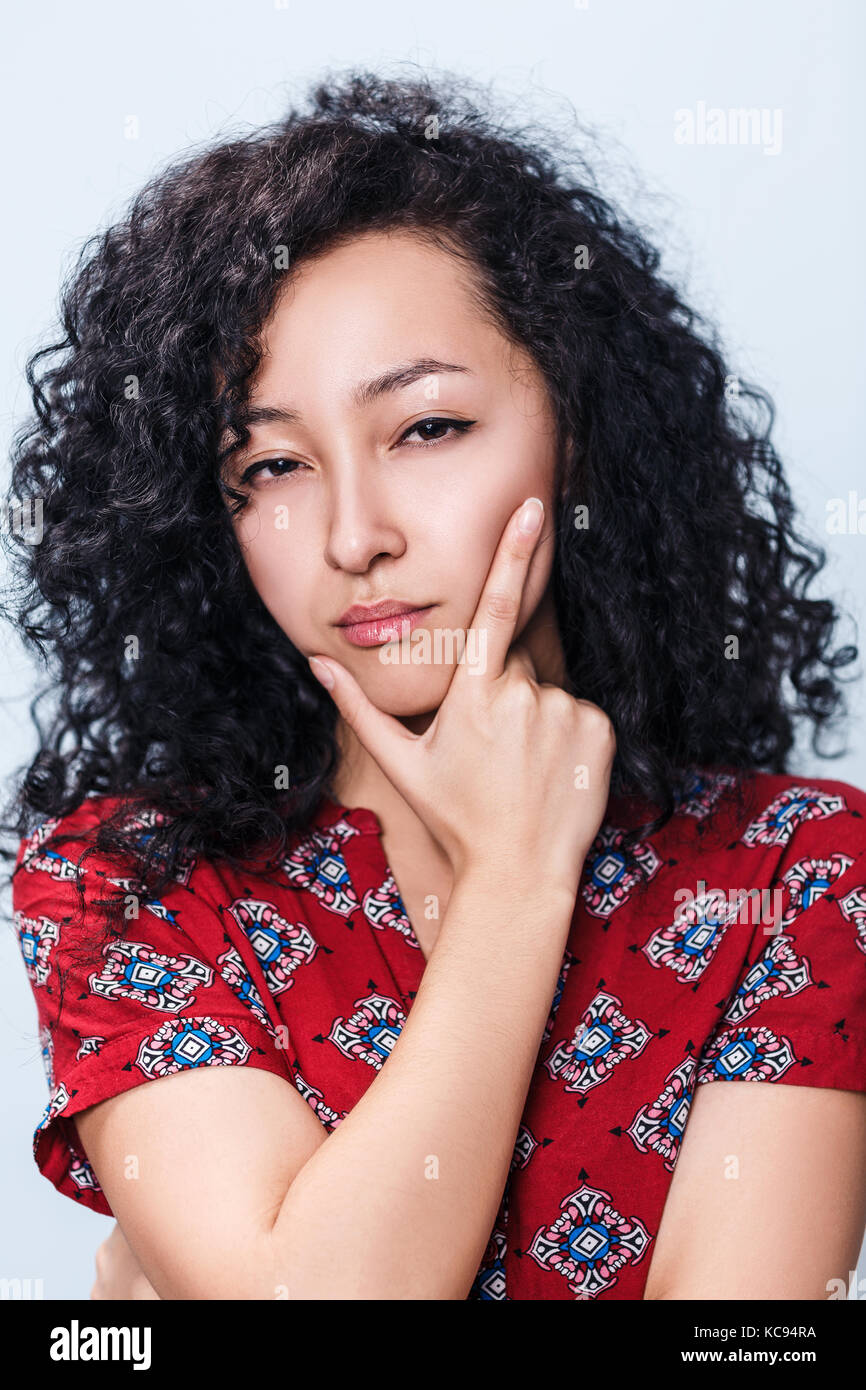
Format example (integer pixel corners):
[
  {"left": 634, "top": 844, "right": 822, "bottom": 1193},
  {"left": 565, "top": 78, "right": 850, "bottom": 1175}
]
[{"left": 1, "top": 62, "right": 858, "bottom": 947}]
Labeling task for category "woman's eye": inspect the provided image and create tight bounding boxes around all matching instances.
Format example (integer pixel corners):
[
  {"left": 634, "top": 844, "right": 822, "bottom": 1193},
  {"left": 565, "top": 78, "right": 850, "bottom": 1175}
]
[
  {"left": 239, "top": 457, "right": 304, "bottom": 486},
  {"left": 399, "top": 417, "right": 476, "bottom": 447},
  {"left": 238, "top": 418, "right": 475, "bottom": 486}
]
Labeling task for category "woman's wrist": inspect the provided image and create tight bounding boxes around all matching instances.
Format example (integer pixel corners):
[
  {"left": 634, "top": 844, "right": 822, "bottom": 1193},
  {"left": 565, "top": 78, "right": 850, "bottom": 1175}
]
[{"left": 451, "top": 851, "right": 585, "bottom": 912}]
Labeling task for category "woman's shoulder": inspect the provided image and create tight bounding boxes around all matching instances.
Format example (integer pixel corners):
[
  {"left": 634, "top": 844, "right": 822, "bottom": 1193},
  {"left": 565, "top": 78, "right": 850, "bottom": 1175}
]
[
  {"left": 607, "top": 766, "right": 865, "bottom": 853},
  {"left": 602, "top": 767, "right": 866, "bottom": 915},
  {"left": 11, "top": 792, "right": 221, "bottom": 955},
  {"left": 656, "top": 768, "right": 866, "bottom": 928},
  {"left": 15, "top": 792, "right": 176, "bottom": 876},
  {"left": 11, "top": 789, "right": 360, "bottom": 935},
  {"left": 661, "top": 766, "right": 866, "bottom": 853},
  {"left": 725, "top": 768, "right": 866, "bottom": 860},
  {"left": 738, "top": 767, "right": 866, "bottom": 810}
]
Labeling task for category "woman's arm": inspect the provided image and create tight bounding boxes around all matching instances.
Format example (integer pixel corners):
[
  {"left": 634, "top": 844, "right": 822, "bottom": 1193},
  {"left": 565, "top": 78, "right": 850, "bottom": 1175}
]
[
  {"left": 78, "top": 866, "right": 578, "bottom": 1300},
  {"left": 268, "top": 866, "right": 578, "bottom": 1297},
  {"left": 91, "top": 1222, "right": 161, "bottom": 1301},
  {"left": 643, "top": 1079, "right": 866, "bottom": 1300}
]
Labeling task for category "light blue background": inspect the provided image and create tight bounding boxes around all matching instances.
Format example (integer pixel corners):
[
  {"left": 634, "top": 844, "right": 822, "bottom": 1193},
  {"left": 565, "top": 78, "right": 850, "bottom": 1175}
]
[{"left": 1, "top": 0, "right": 863, "bottom": 1299}]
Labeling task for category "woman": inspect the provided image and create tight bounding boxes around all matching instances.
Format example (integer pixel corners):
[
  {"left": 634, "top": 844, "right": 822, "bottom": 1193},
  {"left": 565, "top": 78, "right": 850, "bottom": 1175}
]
[{"left": 4, "top": 67, "right": 866, "bottom": 1301}]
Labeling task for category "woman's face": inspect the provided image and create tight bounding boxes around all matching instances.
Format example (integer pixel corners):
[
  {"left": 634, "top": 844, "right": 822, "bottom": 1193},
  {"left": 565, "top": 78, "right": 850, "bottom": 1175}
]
[{"left": 221, "top": 228, "right": 564, "bottom": 721}]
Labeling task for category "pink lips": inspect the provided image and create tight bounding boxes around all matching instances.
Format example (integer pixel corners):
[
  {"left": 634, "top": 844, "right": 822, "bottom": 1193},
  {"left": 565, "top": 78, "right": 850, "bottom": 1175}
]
[{"left": 336, "top": 605, "right": 435, "bottom": 648}]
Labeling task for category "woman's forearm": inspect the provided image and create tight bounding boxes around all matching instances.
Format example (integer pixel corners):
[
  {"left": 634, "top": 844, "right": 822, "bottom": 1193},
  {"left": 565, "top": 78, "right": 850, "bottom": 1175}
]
[{"left": 265, "top": 865, "right": 580, "bottom": 1299}]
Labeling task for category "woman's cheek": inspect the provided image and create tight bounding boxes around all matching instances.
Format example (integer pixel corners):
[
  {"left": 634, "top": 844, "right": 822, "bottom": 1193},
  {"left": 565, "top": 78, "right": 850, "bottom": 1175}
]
[{"left": 237, "top": 533, "right": 307, "bottom": 640}]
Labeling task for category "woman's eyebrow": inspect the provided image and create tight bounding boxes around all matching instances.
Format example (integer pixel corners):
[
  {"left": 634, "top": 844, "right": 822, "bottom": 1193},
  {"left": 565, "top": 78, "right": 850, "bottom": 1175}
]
[{"left": 242, "top": 358, "right": 473, "bottom": 427}]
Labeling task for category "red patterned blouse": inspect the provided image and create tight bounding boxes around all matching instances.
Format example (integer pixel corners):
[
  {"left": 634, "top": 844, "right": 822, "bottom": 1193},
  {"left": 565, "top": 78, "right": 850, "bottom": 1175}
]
[{"left": 13, "top": 768, "right": 866, "bottom": 1299}]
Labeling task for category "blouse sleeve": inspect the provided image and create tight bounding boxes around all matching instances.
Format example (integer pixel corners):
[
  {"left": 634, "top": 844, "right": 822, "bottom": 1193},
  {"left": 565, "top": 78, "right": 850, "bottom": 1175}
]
[
  {"left": 13, "top": 811, "right": 298, "bottom": 1216},
  {"left": 695, "top": 838, "right": 866, "bottom": 1094}
]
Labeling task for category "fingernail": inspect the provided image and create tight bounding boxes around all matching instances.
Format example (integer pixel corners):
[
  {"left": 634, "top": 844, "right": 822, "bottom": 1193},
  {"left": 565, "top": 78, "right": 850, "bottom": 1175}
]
[
  {"left": 309, "top": 657, "right": 335, "bottom": 690},
  {"left": 517, "top": 497, "right": 544, "bottom": 535}
]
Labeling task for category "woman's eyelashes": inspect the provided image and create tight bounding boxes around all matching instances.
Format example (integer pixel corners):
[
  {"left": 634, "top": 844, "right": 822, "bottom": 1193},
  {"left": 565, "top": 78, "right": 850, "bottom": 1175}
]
[
  {"left": 238, "top": 455, "right": 303, "bottom": 486},
  {"left": 401, "top": 416, "right": 476, "bottom": 447},
  {"left": 237, "top": 416, "right": 477, "bottom": 487}
]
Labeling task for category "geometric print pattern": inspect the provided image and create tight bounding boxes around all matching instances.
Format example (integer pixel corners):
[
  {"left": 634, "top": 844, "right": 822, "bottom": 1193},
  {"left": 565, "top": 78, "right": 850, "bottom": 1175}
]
[{"left": 12, "top": 771, "right": 866, "bottom": 1300}]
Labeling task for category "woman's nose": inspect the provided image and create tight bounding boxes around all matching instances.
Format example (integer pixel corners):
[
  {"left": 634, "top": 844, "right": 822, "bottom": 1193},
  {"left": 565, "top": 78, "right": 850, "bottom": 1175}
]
[{"left": 323, "top": 470, "right": 406, "bottom": 573}]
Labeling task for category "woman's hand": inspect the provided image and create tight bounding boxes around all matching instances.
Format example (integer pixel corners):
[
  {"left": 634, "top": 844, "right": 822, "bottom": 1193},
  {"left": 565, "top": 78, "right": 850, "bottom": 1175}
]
[
  {"left": 90, "top": 1222, "right": 161, "bottom": 1300},
  {"left": 308, "top": 496, "right": 616, "bottom": 898}
]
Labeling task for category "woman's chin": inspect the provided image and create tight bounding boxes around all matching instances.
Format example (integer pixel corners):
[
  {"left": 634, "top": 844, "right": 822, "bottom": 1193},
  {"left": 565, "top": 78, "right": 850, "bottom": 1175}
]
[{"left": 353, "top": 662, "right": 456, "bottom": 720}]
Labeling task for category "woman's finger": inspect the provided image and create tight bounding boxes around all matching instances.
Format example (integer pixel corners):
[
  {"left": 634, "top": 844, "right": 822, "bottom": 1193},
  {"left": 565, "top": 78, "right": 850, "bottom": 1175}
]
[
  {"left": 308, "top": 655, "right": 419, "bottom": 786},
  {"left": 457, "top": 497, "right": 545, "bottom": 687},
  {"left": 503, "top": 641, "right": 539, "bottom": 684}
]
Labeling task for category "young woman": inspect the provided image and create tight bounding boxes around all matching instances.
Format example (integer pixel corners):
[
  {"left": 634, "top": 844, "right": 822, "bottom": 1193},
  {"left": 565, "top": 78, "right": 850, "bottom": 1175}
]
[{"left": 4, "top": 68, "right": 866, "bottom": 1302}]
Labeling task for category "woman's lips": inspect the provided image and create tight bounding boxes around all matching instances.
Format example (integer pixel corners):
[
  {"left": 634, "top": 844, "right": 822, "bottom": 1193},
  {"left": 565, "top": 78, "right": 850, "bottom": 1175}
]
[{"left": 337, "top": 606, "right": 435, "bottom": 648}]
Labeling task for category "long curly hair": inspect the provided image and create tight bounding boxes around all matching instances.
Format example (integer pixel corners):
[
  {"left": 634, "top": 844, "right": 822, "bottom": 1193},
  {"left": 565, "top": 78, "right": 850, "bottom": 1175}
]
[{"left": 1, "top": 63, "right": 858, "bottom": 946}]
